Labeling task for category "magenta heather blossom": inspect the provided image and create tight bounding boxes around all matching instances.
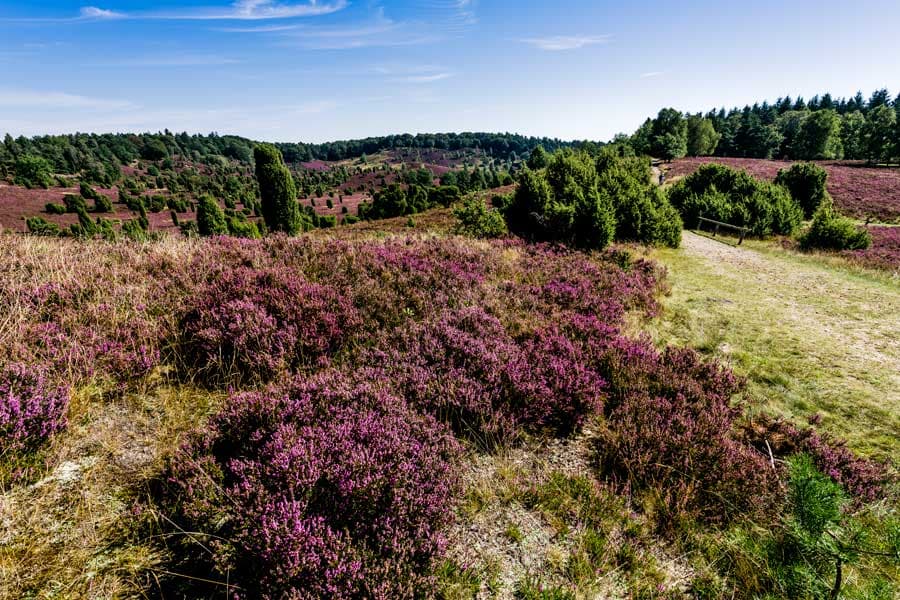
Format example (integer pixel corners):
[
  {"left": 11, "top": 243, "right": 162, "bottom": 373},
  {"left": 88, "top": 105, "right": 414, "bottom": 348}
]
[
  {"left": 368, "top": 307, "right": 606, "bottom": 447},
  {"left": 0, "top": 363, "right": 69, "bottom": 454},
  {"left": 166, "top": 372, "right": 461, "bottom": 599},
  {"left": 180, "top": 266, "right": 361, "bottom": 385}
]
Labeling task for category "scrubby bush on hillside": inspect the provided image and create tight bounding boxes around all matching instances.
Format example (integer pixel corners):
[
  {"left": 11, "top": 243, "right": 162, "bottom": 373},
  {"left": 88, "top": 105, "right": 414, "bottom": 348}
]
[
  {"left": 45, "top": 203, "right": 66, "bottom": 215},
  {"left": 180, "top": 267, "right": 359, "bottom": 385},
  {"left": 63, "top": 193, "right": 88, "bottom": 214},
  {"left": 505, "top": 150, "right": 616, "bottom": 249},
  {"left": 799, "top": 201, "right": 871, "bottom": 251},
  {"left": 26, "top": 217, "right": 60, "bottom": 236},
  {"left": 164, "top": 373, "right": 461, "bottom": 599},
  {"left": 668, "top": 163, "right": 803, "bottom": 236},
  {"left": 595, "top": 152, "right": 682, "bottom": 247},
  {"left": 93, "top": 194, "right": 113, "bottom": 213},
  {"left": 453, "top": 197, "right": 507, "bottom": 238},
  {"left": 774, "top": 162, "right": 829, "bottom": 218},
  {"left": 196, "top": 195, "right": 228, "bottom": 236},
  {"left": 0, "top": 363, "right": 69, "bottom": 455}
]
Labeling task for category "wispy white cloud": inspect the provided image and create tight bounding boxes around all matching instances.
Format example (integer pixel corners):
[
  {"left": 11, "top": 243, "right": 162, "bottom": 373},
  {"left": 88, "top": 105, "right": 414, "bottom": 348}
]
[
  {"left": 94, "top": 55, "right": 243, "bottom": 67},
  {"left": 0, "top": 89, "right": 135, "bottom": 111},
  {"left": 3, "top": 1, "right": 347, "bottom": 23},
  {"left": 375, "top": 64, "right": 453, "bottom": 83},
  {"left": 147, "top": 0, "right": 348, "bottom": 20},
  {"left": 79, "top": 6, "right": 125, "bottom": 19},
  {"left": 520, "top": 35, "right": 610, "bottom": 51},
  {"left": 395, "top": 72, "right": 453, "bottom": 83},
  {"left": 639, "top": 71, "right": 665, "bottom": 79}
]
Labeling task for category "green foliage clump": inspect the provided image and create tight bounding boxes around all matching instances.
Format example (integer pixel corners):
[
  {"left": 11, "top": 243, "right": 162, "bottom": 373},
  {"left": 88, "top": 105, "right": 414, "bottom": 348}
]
[
  {"left": 800, "top": 201, "right": 871, "bottom": 251},
  {"left": 63, "top": 194, "right": 88, "bottom": 214},
  {"left": 775, "top": 162, "right": 829, "bottom": 218},
  {"left": 255, "top": 144, "right": 301, "bottom": 235},
  {"left": 527, "top": 145, "right": 550, "bottom": 170},
  {"left": 595, "top": 151, "right": 682, "bottom": 247},
  {"left": 687, "top": 115, "right": 721, "bottom": 156},
  {"left": 428, "top": 185, "right": 461, "bottom": 208},
  {"left": 668, "top": 163, "right": 803, "bottom": 237},
  {"left": 45, "top": 203, "right": 66, "bottom": 215},
  {"left": 453, "top": 197, "right": 507, "bottom": 239},
  {"left": 505, "top": 149, "right": 615, "bottom": 250},
  {"left": 365, "top": 184, "right": 407, "bottom": 219},
  {"left": 196, "top": 195, "right": 229, "bottom": 236},
  {"left": 227, "top": 215, "right": 261, "bottom": 238},
  {"left": 26, "top": 216, "right": 60, "bottom": 236},
  {"left": 93, "top": 194, "right": 113, "bottom": 214},
  {"left": 728, "top": 455, "right": 899, "bottom": 599},
  {"left": 14, "top": 155, "right": 53, "bottom": 189},
  {"left": 317, "top": 214, "right": 338, "bottom": 229}
]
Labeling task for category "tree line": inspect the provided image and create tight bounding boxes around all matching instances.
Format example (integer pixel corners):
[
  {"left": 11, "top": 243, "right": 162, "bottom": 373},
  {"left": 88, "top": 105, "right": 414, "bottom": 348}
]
[
  {"left": 0, "top": 131, "right": 576, "bottom": 183},
  {"left": 630, "top": 89, "right": 900, "bottom": 163}
]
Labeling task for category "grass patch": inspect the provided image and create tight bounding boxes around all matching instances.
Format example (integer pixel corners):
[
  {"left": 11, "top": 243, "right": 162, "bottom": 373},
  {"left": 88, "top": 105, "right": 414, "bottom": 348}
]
[{"left": 644, "top": 232, "right": 900, "bottom": 464}]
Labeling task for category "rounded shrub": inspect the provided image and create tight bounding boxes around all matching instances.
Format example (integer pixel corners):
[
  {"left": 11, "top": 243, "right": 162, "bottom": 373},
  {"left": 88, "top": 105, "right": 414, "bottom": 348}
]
[
  {"left": 596, "top": 153, "right": 682, "bottom": 247},
  {"left": 774, "top": 162, "right": 829, "bottom": 219},
  {"left": 799, "top": 202, "right": 871, "bottom": 251},
  {"left": 505, "top": 150, "right": 615, "bottom": 250},
  {"left": 164, "top": 373, "right": 461, "bottom": 599},
  {"left": 668, "top": 163, "right": 803, "bottom": 237},
  {"left": 453, "top": 197, "right": 508, "bottom": 239},
  {"left": 180, "top": 266, "right": 360, "bottom": 385}
]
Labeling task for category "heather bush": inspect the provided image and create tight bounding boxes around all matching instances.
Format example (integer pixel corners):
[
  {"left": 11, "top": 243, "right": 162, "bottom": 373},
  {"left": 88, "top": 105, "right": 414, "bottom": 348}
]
[
  {"left": 592, "top": 341, "right": 778, "bottom": 527},
  {"left": 0, "top": 363, "right": 69, "bottom": 455},
  {"left": 369, "top": 307, "right": 605, "bottom": 447},
  {"left": 164, "top": 373, "right": 461, "bottom": 599},
  {"left": 179, "top": 266, "right": 360, "bottom": 385},
  {"left": 740, "top": 414, "right": 886, "bottom": 504}
]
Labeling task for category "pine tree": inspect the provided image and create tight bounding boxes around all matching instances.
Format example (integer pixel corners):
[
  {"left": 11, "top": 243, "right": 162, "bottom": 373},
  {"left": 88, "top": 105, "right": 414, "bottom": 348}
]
[{"left": 254, "top": 144, "right": 301, "bottom": 235}]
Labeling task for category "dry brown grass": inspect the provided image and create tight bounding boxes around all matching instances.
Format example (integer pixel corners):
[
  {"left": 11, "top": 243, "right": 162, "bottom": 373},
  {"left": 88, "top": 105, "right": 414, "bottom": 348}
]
[{"left": 0, "top": 381, "right": 221, "bottom": 599}]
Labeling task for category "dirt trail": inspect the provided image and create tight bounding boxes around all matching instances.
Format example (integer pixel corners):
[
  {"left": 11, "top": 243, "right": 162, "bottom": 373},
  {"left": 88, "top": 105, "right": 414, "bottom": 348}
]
[
  {"left": 681, "top": 233, "right": 900, "bottom": 374},
  {"left": 654, "top": 232, "right": 900, "bottom": 461}
]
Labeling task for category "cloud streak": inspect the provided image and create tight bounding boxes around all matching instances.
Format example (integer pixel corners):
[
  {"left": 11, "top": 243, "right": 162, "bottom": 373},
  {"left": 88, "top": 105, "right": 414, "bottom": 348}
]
[
  {"left": 147, "top": 0, "right": 348, "bottom": 20},
  {"left": 520, "top": 35, "right": 610, "bottom": 51},
  {"left": 0, "top": 89, "right": 135, "bottom": 111},
  {"left": 4, "top": 1, "right": 347, "bottom": 23}
]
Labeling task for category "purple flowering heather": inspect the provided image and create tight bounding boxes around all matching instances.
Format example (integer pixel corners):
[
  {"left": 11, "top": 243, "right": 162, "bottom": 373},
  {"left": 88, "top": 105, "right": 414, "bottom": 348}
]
[
  {"left": 180, "top": 266, "right": 361, "bottom": 385},
  {"left": 369, "top": 307, "right": 606, "bottom": 447},
  {"left": 166, "top": 372, "right": 460, "bottom": 599},
  {"left": 0, "top": 363, "right": 69, "bottom": 454}
]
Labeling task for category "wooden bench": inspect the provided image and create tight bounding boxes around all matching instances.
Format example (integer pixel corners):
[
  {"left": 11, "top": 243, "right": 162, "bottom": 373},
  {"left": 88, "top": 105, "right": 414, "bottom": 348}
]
[{"left": 697, "top": 215, "right": 750, "bottom": 245}]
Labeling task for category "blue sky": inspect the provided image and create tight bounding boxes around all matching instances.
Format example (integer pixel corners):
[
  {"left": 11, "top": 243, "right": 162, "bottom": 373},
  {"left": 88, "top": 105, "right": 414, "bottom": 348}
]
[{"left": 1, "top": 0, "right": 898, "bottom": 143}]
